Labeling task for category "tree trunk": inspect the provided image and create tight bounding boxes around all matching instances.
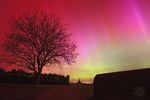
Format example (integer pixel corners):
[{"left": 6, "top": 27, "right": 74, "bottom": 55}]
[{"left": 34, "top": 72, "right": 41, "bottom": 85}]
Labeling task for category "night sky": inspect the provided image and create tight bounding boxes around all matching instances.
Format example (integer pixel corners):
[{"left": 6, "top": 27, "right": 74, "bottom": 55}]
[{"left": 1, "top": 0, "right": 150, "bottom": 83}]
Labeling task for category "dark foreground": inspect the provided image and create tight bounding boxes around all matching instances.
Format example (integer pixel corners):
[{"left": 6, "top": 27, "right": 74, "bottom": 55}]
[
  {"left": 94, "top": 68, "right": 150, "bottom": 100},
  {"left": 0, "top": 84, "right": 93, "bottom": 100}
]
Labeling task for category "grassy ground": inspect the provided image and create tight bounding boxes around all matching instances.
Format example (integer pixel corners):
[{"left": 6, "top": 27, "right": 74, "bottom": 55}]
[{"left": 0, "top": 84, "right": 93, "bottom": 100}]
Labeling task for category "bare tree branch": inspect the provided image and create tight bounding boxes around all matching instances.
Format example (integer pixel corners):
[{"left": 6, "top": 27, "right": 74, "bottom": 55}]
[{"left": 2, "top": 10, "right": 78, "bottom": 84}]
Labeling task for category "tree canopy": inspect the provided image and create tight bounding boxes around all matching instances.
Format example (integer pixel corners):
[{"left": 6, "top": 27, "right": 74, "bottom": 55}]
[{"left": 2, "top": 11, "right": 78, "bottom": 84}]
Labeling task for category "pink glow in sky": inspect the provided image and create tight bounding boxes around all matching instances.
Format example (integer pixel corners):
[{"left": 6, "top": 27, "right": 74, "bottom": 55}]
[{"left": 1, "top": 0, "right": 150, "bottom": 83}]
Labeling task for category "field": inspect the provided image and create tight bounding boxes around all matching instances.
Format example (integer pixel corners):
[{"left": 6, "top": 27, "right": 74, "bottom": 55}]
[{"left": 0, "top": 84, "right": 93, "bottom": 100}]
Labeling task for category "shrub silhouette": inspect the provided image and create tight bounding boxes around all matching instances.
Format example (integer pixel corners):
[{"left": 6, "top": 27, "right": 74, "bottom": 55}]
[{"left": 0, "top": 68, "right": 70, "bottom": 85}]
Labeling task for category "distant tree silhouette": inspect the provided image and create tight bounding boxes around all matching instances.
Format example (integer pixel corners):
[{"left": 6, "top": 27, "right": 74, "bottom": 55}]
[
  {"left": 0, "top": 68, "right": 70, "bottom": 85},
  {"left": 2, "top": 10, "right": 78, "bottom": 85},
  {"left": 78, "top": 79, "right": 81, "bottom": 84}
]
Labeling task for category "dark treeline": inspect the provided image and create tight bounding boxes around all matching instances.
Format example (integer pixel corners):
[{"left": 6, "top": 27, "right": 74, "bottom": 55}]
[{"left": 0, "top": 68, "right": 70, "bottom": 85}]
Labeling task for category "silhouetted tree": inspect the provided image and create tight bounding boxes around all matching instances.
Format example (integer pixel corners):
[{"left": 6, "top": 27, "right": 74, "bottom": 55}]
[
  {"left": 2, "top": 11, "right": 78, "bottom": 85},
  {"left": 78, "top": 79, "right": 81, "bottom": 84},
  {"left": 0, "top": 68, "right": 69, "bottom": 84}
]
